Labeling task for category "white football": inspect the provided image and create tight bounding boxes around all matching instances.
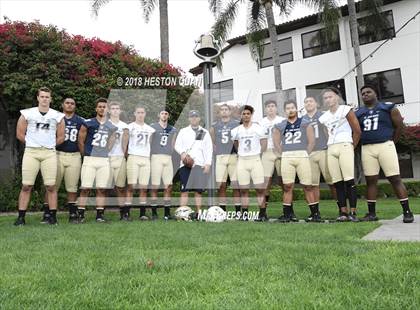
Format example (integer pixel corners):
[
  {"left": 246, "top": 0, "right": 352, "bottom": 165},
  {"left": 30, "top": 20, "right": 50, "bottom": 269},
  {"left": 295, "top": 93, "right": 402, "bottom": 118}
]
[
  {"left": 205, "top": 206, "right": 226, "bottom": 223},
  {"left": 174, "top": 206, "right": 194, "bottom": 221}
]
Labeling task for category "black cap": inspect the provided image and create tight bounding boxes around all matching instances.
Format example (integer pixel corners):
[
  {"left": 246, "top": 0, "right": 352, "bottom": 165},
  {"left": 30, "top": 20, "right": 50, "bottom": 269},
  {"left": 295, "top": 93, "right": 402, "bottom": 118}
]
[{"left": 189, "top": 110, "right": 200, "bottom": 117}]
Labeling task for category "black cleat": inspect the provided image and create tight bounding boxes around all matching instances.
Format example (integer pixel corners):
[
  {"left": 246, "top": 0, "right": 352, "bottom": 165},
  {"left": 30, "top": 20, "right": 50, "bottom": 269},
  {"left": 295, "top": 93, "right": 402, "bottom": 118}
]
[
  {"left": 348, "top": 213, "right": 359, "bottom": 222},
  {"left": 78, "top": 216, "right": 86, "bottom": 224},
  {"left": 254, "top": 214, "right": 269, "bottom": 222},
  {"left": 120, "top": 214, "right": 132, "bottom": 221},
  {"left": 163, "top": 215, "right": 173, "bottom": 221},
  {"left": 403, "top": 211, "right": 414, "bottom": 223},
  {"left": 360, "top": 213, "right": 378, "bottom": 222},
  {"left": 49, "top": 217, "right": 58, "bottom": 225},
  {"left": 336, "top": 214, "right": 349, "bottom": 222},
  {"left": 305, "top": 213, "right": 323, "bottom": 222},
  {"left": 96, "top": 216, "right": 106, "bottom": 223},
  {"left": 40, "top": 213, "right": 51, "bottom": 224},
  {"left": 278, "top": 214, "right": 292, "bottom": 223},
  {"left": 69, "top": 213, "right": 79, "bottom": 224},
  {"left": 14, "top": 217, "right": 25, "bottom": 226},
  {"left": 289, "top": 213, "right": 298, "bottom": 222}
]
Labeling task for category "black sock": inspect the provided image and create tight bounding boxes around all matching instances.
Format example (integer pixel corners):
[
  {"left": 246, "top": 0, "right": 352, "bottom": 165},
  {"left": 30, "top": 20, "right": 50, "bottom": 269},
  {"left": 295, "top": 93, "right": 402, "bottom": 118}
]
[
  {"left": 336, "top": 200, "right": 341, "bottom": 212},
  {"left": 259, "top": 207, "right": 267, "bottom": 217},
  {"left": 265, "top": 195, "right": 270, "bottom": 207},
  {"left": 219, "top": 204, "right": 226, "bottom": 211},
  {"left": 50, "top": 209, "right": 57, "bottom": 219},
  {"left": 345, "top": 179, "right": 357, "bottom": 210},
  {"left": 235, "top": 204, "right": 241, "bottom": 213},
  {"left": 119, "top": 207, "right": 124, "bottom": 217},
  {"left": 164, "top": 205, "right": 171, "bottom": 217},
  {"left": 68, "top": 202, "right": 77, "bottom": 215},
  {"left": 78, "top": 208, "right": 85, "bottom": 218},
  {"left": 309, "top": 203, "right": 319, "bottom": 215},
  {"left": 283, "top": 204, "right": 292, "bottom": 216},
  {"left": 367, "top": 200, "right": 376, "bottom": 214},
  {"left": 18, "top": 210, "right": 26, "bottom": 218},
  {"left": 96, "top": 209, "right": 104, "bottom": 218},
  {"left": 124, "top": 204, "right": 131, "bottom": 216},
  {"left": 42, "top": 203, "right": 50, "bottom": 215},
  {"left": 290, "top": 203, "right": 295, "bottom": 215},
  {"left": 241, "top": 207, "right": 248, "bottom": 217},
  {"left": 151, "top": 204, "right": 158, "bottom": 216},
  {"left": 400, "top": 198, "right": 410, "bottom": 213},
  {"left": 140, "top": 204, "right": 146, "bottom": 217},
  {"left": 334, "top": 181, "right": 346, "bottom": 209}
]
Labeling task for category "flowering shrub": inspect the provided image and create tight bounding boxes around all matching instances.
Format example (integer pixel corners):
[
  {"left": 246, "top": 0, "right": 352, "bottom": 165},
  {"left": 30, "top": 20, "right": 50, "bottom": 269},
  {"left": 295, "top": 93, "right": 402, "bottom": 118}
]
[{"left": 0, "top": 20, "right": 194, "bottom": 119}]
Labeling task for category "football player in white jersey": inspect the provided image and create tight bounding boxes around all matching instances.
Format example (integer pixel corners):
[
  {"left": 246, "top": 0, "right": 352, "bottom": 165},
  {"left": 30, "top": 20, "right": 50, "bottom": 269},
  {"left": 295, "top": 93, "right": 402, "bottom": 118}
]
[
  {"left": 231, "top": 105, "right": 268, "bottom": 221},
  {"left": 126, "top": 106, "right": 156, "bottom": 220},
  {"left": 259, "top": 100, "right": 285, "bottom": 209},
  {"left": 108, "top": 101, "right": 129, "bottom": 220},
  {"left": 15, "top": 87, "right": 65, "bottom": 226},
  {"left": 319, "top": 87, "right": 361, "bottom": 222}
]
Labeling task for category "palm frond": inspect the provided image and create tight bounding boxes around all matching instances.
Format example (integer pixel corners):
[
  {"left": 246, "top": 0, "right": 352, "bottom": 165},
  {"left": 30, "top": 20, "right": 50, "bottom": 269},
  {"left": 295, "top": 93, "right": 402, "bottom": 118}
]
[
  {"left": 211, "top": 0, "right": 242, "bottom": 45},
  {"left": 307, "top": 0, "right": 341, "bottom": 42},
  {"left": 91, "top": 0, "right": 112, "bottom": 17},
  {"left": 140, "top": 0, "right": 157, "bottom": 23},
  {"left": 359, "top": 0, "right": 389, "bottom": 32},
  {"left": 246, "top": 0, "right": 267, "bottom": 69},
  {"left": 273, "top": 0, "right": 294, "bottom": 17},
  {"left": 208, "top": 0, "right": 223, "bottom": 17}
]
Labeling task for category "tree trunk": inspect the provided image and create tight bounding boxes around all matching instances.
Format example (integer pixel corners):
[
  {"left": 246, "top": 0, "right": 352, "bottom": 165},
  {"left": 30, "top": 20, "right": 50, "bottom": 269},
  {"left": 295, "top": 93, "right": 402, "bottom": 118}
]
[
  {"left": 159, "top": 0, "right": 170, "bottom": 63},
  {"left": 348, "top": 0, "right": 363, "bottom": 107},
  {"left": 264, "top": 1, "right": 283, "bottom": 102}
]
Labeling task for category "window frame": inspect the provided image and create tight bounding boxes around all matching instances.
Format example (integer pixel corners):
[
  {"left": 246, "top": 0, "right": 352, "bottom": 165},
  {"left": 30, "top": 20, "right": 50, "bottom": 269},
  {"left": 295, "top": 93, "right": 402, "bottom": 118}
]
[
  {"left": 301, "top": 27, "right": 341, "bottom": 58},
  {"left": 260, "top": 37, "right": 294, "bottom": 69},
  {"left": 212, "top": 79, "right": 234, "bottom": 104},
  {"left": 357, "top": 10, "right": 395, "bottom": 46}
]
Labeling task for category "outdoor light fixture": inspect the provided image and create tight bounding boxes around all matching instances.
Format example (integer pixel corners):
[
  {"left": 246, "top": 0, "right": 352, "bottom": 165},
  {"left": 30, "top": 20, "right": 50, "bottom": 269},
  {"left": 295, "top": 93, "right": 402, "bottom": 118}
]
[{"left": 193, "top": 33, "right": 221, "bottom": 206}]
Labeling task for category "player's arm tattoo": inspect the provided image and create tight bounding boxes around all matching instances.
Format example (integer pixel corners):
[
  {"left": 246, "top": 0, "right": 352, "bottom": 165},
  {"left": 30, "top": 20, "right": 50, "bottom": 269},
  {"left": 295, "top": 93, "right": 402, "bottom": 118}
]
[
  {"left": 260, "top": 138, "right": 268, "bottom": 153},
  {"left": 346, "top": 110, "right": 361, "bottom": 148},
  {"left": 272, "top": 127, "right": 282, "bottom": 154},
  {"left": 390, "top": 108, "right": 404, "bottom": 143},
  {"left": 306, "top": 125, "right": 315, "bottom": 154},
  {"left": 56, "top": 119, "right": 65, "bottom": 145},
  {"left": 122, "top": 128, "right": 129, "bottom": 157},
  {"left": 16, "top": 115, "right": 27, "bottom": 144},
  {"left": 78, "top": 125, "right": 87, "bottom": 155}
]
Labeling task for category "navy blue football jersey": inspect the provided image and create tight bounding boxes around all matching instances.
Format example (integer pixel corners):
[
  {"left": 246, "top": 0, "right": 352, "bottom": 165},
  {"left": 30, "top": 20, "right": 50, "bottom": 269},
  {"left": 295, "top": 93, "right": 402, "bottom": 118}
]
[
  {"left": 56, "top": 114, "right": 85, "bottom": 153},
  {"left": 83, "top": 118, "right": 117, "bottom": 157},
  {"left": 212, "top": 119, "right": 239, "bottom": 155},
  {"left": 302, "top": 111, "right": 328, "bottom": 151},
  {"left": 150, "top": 122, "right": 177, "bottom": 155},
  {"left": 356, "top": 102, "right": 395, "bottom": 145},
  {"left": 275, "top": 117, "right": 310, "bottom": 152}
]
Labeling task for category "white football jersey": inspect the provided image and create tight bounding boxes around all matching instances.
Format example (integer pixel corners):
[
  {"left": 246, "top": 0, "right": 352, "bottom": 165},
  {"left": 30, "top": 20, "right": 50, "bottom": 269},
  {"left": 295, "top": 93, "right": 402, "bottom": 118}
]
[
  {"left": 259, "top": 115, "right": 285, "bottom": 149},
  {"left": 127, "top": 122, "right": 155, "bottom": 157},
  {"left": 20, "top": 107, "right": 64, "bottom": 149},
  {"left": 319, "top": 105, "right": 353, "bottom": 145},
  {"left": 231, "top": 123, "right": 267, "bottom": 156},
  {"left": 108, "top": 120, "right": 129, "bottom": 157}
]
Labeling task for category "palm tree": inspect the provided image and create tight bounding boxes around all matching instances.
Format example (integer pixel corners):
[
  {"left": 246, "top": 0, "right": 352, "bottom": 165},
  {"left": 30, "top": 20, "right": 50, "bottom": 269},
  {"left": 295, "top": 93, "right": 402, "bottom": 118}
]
[
  {"left": 91, "top": 0, "right": 170, "bottom": 63},
  {"left": 347, "top": 0, "right": 389, "bottom": 105},
  {"left": 209, "top": 0, "right": 340, "bottom": 101}
]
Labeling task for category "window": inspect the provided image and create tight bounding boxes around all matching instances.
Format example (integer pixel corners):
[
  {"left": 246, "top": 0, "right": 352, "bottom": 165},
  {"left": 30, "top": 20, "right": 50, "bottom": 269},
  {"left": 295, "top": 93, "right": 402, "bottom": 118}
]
[
  {"left": 212, "top": 79, "right": 233, "bottom": 103},
  {"left": 301, "top": 27, "right": 340, "bottom": 58},
  {"left": 363, "top": 69, "right": 404, "bottom": 104},
  {"left": 306, "top": 79, "right": 346, "bottom": 104},
  {"left": 260, "top": 37, "right": 293, "bottom": 68},
  {"left": 261, "top": 89, "right": 296, "bottom": 115},
  {"left": 357, "top": 10, "right": 395, "bottom": 45}
]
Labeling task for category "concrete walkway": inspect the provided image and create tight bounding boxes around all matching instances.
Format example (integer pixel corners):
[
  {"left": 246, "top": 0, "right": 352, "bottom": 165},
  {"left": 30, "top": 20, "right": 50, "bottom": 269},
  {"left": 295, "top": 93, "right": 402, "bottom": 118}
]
[{"left": 363, "top": 215, "right": 420, "bottom": 242}]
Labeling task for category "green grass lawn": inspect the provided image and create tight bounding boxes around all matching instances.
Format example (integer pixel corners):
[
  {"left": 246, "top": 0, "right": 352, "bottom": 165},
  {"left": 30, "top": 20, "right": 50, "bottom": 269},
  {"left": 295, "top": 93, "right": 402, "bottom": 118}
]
[{"left": 0, "top": 199, "right": 419, "bottom": 309}]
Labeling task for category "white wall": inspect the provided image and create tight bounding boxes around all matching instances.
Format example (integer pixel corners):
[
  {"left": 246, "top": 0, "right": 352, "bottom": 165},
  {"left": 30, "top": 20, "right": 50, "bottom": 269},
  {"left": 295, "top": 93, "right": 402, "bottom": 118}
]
[{"left": 212, "top": 0, "right": 420, "bottom": 124}]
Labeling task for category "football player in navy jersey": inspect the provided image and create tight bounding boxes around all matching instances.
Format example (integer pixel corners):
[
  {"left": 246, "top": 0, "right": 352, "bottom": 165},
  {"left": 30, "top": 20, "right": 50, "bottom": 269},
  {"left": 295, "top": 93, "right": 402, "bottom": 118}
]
[
  {"left": 150, "top": 110, "right": 177, "bottom": 220},
  {"left": 210, "top": 104, "right": 241, "bottom": 213},
  {"left": 77, "top": 98, "right": 117, "bottom": 223},
  {"left": 42, "top": 98, "right": 85, "bottom": 223},
  {"left": 273, "top": 100, "right": 317, "bottom": 222},
  {"left": 356, "top": 85, "right": 413, "bottom": 223}
]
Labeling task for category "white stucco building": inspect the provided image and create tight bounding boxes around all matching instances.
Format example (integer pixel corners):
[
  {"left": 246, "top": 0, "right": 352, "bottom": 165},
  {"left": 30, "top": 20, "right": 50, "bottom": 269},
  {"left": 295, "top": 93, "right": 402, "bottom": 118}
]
[{"left": 191, "top": 0, "right": 420, "bottom": 178}]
